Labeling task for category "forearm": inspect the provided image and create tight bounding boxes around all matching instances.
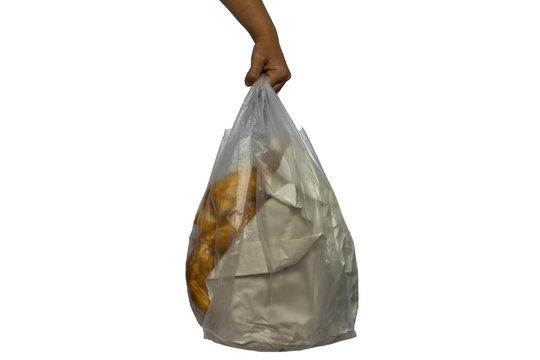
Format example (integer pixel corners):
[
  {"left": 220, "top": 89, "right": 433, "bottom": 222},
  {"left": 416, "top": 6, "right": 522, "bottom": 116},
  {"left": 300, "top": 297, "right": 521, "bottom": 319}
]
[{"left": 220, "top": 0, "right": 278, "bottom": 42}]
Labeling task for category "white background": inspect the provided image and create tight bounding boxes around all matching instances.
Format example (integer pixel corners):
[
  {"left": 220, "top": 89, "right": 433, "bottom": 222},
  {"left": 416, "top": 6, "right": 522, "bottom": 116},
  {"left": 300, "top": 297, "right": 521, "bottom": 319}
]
[{"left": 1, "top": 0, "right": 539, "bottom": 359}]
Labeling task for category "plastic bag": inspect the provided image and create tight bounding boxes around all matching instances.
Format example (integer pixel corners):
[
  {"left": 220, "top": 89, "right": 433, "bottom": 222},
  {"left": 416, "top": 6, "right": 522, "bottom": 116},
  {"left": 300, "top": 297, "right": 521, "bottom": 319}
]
[{"left": 186, "top": 76, "right": 358, "bottom": 351}]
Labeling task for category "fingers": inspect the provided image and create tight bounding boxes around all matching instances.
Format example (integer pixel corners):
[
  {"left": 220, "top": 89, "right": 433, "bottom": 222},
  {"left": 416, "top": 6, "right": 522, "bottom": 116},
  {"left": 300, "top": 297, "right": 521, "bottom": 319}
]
[
  {"left": 245, "top": 53, "right": 265, "bottom": 86},
  {"left": 272, "top": 81, "right": 285, "bottom": 93},
  {"left": 266, "top": 70, "right": 291, "bottom": 93}
]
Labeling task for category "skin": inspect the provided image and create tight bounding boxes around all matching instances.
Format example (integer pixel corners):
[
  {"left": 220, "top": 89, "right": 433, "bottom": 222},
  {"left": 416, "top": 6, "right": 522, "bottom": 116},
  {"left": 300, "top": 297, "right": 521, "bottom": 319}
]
[{"left": 220, "top": 0, "right": 291, "bottom": 92}]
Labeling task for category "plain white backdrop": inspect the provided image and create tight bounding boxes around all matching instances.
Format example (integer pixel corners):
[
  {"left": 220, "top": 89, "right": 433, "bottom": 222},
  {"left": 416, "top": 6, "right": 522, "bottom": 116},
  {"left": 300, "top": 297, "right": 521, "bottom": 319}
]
[{"left": 1, "top": 1, "right": 539, "bottom": 359}]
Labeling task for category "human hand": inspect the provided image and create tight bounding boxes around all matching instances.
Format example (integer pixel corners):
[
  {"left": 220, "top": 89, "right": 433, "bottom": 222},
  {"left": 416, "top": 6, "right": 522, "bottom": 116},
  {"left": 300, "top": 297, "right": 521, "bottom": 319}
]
[{"left": 245, "top": 36, "right": 291, "bottom": 93}]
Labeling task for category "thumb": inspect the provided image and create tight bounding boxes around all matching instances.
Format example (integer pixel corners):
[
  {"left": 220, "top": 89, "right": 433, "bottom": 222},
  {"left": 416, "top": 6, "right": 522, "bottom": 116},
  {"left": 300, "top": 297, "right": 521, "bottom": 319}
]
[{"left": 245, "top": 55, "right": 265, "bottom": 86}]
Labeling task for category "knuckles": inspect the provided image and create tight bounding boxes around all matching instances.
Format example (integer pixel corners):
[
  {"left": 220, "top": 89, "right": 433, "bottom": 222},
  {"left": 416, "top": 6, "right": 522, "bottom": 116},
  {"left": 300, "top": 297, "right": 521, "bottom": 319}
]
[{"left": 278, "top": 69, "right": 292, "bottom": 82}]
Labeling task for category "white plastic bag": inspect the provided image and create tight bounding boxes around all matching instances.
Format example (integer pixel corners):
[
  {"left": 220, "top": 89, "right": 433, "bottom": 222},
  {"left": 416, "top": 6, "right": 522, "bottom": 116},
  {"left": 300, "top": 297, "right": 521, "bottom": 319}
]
[{"left": 186, "top": 76, "right": 358, "bottom": 351}]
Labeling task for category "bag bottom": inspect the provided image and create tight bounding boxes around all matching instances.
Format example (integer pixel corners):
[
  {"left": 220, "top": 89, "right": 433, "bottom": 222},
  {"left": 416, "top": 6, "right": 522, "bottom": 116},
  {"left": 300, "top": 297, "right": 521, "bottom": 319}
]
[{"left": 204, "top": 329, "right": 357, "bottom": 352}]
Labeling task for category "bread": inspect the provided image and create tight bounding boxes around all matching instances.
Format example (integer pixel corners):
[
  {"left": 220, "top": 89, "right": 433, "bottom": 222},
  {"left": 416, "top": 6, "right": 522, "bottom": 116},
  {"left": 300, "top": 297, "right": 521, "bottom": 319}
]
[{"left": 186, "top": 167, "right": 258, "bottom": 316}]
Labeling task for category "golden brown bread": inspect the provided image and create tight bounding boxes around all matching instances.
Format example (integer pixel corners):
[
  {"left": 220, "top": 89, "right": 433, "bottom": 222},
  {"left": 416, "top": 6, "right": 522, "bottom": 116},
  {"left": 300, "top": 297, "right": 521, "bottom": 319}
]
[{"left": 186, "top": 167, "right": 258, "bottom": 316}]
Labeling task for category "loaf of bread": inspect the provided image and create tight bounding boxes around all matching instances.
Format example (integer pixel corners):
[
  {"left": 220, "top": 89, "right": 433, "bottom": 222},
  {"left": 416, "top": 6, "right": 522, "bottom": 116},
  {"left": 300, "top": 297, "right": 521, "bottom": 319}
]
[{"left": 186, "top": 167, "right": 258, "bottom": 317}]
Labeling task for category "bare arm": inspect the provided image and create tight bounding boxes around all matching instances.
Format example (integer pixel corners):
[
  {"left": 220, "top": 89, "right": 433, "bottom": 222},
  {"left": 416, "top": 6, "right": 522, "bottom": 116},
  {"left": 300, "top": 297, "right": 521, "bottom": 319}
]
[{"left": 220, "top": 0, "right": 291, "bottom": 92}]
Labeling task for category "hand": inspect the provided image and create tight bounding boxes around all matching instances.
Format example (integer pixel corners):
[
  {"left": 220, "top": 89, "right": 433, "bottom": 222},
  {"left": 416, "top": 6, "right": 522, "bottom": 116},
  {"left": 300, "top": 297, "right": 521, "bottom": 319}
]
[{"left": 245, "top": 37, "right": 291, "bottom": 93}]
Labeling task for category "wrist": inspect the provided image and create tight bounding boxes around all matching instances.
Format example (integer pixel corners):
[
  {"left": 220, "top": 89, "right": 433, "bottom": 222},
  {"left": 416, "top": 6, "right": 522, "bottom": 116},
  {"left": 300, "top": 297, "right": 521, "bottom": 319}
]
[{"left": 252, "top": 29, "right": 279, "bottom": 44}]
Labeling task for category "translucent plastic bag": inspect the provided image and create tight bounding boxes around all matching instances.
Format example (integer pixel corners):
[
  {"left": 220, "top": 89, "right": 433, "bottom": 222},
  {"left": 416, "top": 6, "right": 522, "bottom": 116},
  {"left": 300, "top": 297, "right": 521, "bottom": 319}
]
[{"left": 186, "top": 76, "right": 358, "bottom": 351}]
